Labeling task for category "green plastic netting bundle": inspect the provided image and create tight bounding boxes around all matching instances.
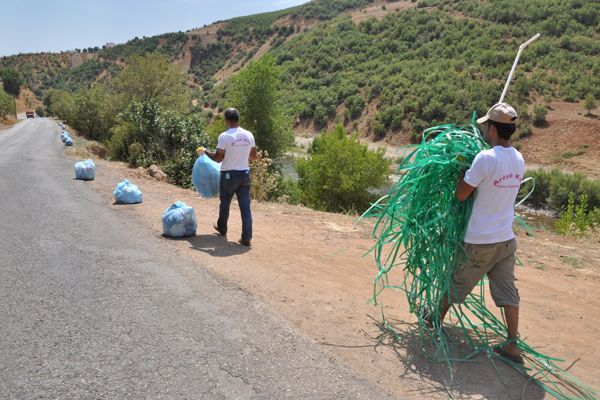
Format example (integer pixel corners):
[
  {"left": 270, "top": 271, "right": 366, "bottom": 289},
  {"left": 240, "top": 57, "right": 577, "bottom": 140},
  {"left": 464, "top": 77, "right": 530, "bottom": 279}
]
[{"left": 362, "top": 119, "right": 596, "bottom": 400}]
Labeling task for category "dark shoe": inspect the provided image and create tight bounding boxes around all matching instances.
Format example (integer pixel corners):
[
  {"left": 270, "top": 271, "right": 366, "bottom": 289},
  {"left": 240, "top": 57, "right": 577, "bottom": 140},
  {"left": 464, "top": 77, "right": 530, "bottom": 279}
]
[
  {"left": 213, "top": 223, "right": 226, "bottom": 236},
  {"left": 419, "top": 308, "right": 438, "bottom": 329},
  {"left": 493, "top": 345, "right": 524, "bottom": 365},
  {"left": 238, "top": 239, "right": 251, "bottom": 247},
  {"left": 422, "top": 312, "right": 435, "bottom": 329}
]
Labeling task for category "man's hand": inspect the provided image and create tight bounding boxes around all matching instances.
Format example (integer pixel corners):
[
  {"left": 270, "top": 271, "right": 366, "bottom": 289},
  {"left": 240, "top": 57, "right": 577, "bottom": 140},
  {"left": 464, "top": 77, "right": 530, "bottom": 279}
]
[{"left": 196, "top": 146, "right": 206, "bottom": 156}]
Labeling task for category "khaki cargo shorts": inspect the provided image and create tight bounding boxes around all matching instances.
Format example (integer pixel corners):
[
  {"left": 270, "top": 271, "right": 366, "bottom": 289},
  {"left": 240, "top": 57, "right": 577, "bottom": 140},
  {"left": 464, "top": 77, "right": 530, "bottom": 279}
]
[{"left": 450, "top": 238, "right": 520, "bottom": 307}]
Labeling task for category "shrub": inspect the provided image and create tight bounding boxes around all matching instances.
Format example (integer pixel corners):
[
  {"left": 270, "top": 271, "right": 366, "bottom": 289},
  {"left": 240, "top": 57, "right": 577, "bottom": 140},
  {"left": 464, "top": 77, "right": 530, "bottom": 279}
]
[
  {"left": 532, "top": 104, "right": 548, "bottom": 127},
  {"left": 297, "top": 124, "right": 390, "bottom": 212},
  {"left": 273, "top": 176, "right": 302, "bottom": 204},
  {"left": 345, "top": 94, "right": 366, "bottom": 119},
  {"left": 521, "top": 168, "right": 600, "bottom": 211},
  {"left": 250, "top": 150, "right": 280, "bottom": 201},
  {"left": 35, "top": 106, "right": 46, "bottom": 117},
  {"left": 0, "top": 87, "right": 14, "bottom": 116},
  {"left": 127, "top": 142, "right": 145, "bottom": 167},
  {"left": 108, "top": 102, "right": 211, "bottom": 187},
  {"left": 516, "top": 125, "right": 532, "bottom": 139},
  {"left": 584, "top": 94, "right": 597, "bottom": 115},
  {"left": 556, "top": 192, "right": 600, "bottom": 236}
]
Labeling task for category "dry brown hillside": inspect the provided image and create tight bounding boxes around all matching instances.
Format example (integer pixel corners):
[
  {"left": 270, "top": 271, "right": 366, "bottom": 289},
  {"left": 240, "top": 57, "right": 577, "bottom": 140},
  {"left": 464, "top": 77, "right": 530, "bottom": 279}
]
[
  {"left": 519, "top": 101, "right": 600, "bottom": 178},
  {"left": 15, "top": 87, "right": 41, "bottom": 113}
]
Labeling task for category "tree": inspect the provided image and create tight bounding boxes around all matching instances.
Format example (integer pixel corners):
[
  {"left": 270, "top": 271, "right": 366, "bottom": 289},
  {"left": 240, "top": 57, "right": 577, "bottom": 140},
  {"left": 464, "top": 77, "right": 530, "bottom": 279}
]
[
  {"left": 113, "top": 53, "right": 190, "bottom": 112},
  {"left": 0, "top": 68, "right": 24, "bottom": 97},
  {"left": 296, "top": 124, "right": 390, "bottom": 212},
  {"left": 72, "top": 85, "right": 118, "bottom": 141},
  {"left": 44, "top": 89, "right": 76, "bottom": 122},
  {"left": 584, "top": 94, "right": 597, "bottom": 115},
  {"left": 0, "top": 87, "right": 14, "bottom": 117},
  {"left": 227, "top": 54, "right": 293, "bottom": 158}
]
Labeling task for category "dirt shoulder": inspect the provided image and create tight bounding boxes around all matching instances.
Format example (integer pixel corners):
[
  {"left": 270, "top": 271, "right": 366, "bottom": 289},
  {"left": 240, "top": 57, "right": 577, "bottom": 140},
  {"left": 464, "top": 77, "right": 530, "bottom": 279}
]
[
  {"left": 0, "top": 117, "right": 18, "bottom": 132},
  {"left": 64, "top": 146, "right": 599, "bottom": 399}
]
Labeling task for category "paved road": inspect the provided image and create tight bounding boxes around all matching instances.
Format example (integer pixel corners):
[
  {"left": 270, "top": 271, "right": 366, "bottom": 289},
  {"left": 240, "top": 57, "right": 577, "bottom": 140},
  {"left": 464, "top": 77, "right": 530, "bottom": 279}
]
[{"left": 0, "top": 119, "right": 389, "bottom": 399}]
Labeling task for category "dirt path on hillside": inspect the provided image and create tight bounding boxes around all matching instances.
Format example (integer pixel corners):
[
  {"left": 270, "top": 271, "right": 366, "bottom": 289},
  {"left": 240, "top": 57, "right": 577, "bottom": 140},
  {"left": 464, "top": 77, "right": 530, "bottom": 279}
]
[{"left": 65, "top": 151, "right": 600, "bottom": 400}]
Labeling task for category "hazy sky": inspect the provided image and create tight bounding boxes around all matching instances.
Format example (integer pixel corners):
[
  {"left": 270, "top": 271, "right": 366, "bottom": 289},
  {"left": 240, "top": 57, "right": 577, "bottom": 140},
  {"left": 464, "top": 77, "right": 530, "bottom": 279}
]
[{"left": 0, "top": 0, "right": 310, "bottom": 56}]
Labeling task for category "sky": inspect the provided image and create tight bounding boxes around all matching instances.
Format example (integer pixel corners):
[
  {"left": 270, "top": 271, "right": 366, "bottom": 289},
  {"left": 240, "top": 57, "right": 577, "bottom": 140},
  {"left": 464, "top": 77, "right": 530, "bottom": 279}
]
[{"left": 0, "top": 0, "right": 310, "bottom": 57}]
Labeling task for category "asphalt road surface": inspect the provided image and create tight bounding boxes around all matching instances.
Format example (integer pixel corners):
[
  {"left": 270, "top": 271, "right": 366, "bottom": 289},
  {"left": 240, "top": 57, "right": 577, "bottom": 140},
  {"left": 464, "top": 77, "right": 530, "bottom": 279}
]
[{"left": 0, "top": 119, "right": 389, "bottom": 399}]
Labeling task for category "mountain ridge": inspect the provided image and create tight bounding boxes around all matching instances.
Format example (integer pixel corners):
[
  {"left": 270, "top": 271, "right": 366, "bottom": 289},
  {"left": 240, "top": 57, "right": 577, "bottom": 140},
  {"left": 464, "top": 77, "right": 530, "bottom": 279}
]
[{"left": 2, "top": 0, "right": 599, "bottom": 150}]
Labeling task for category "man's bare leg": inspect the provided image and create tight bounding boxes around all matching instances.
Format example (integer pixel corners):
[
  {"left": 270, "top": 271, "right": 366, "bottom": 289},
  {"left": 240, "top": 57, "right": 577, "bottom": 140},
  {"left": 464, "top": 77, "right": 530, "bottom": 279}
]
[
  {"left": 439, "top": 296, "right": 451, "bottom": 321},
  {"left": 424, "top": 296, "right": 451, "bottom": 328},
  {"left": 503, "top": 305, "right": 521, "bottom": 356}
]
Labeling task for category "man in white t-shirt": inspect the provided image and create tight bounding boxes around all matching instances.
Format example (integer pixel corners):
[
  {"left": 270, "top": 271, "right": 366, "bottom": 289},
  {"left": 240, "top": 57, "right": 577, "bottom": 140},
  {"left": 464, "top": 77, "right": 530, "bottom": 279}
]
[
  {"left": 202, "top": 108, "right": 257, "bottom": 246},
  {"left": 436, "top": 103, "right": 526, "bottom": 364}
]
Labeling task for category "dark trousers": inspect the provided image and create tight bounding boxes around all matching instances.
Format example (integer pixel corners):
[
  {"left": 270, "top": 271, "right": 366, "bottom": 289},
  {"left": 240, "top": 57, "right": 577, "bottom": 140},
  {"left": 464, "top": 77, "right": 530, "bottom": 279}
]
[{"left": 217, "top": 170, "right": 252, "bottom": 241}]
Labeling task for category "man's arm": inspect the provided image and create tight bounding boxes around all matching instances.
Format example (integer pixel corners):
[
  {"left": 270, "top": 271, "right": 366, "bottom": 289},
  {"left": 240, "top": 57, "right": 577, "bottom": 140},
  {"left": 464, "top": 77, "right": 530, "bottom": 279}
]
[
  {"left": 456, "top": 179, "right": 476, "bottom": 202},
  {"left": 249, "top": 147, "right": 257, "bottom": 161},
  {"left": 206, "top": 149, "right": 225, "bottom": 163},
  {"left": 457, "top": 152, "right": 487, "bottom": 201}
]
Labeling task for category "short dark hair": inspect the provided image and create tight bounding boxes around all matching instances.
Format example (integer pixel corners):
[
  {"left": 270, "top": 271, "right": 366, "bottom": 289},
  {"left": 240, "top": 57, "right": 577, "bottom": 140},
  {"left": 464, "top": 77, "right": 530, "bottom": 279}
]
[
  {"left": 489, "top": 120, "right": 516, "bottom": 140},
  {"left": 224, "top": 108, "right": 240, "bottom": 122}
]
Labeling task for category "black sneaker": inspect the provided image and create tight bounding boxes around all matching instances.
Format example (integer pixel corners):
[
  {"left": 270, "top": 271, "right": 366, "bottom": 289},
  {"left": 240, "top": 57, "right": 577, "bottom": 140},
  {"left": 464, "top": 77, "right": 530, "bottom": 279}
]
[
  {"left": 213, "top": 223, "right": 226, "bottom": 236},
  {"left": 238, "top": 239, "right": 251, "bottom": 247}
]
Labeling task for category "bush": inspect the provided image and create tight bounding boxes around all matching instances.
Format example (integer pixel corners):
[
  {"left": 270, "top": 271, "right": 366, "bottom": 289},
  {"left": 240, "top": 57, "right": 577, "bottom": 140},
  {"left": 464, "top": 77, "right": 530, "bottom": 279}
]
[
  {"left": 127, "top": 142, "right": 145, "bottom": 167},
  {"left": 108, "top": 102, "right": 211, "bottom": 187},
  {"left": 521, "top": 168, "right": 600, "bottom": 212},
  {"left": 273, "top": 176, "right": 302, "bottom": 204},
  {"left": 532, "top": 104, "right": 548, "bottom": 127},
  {"left": 0, "top": 87, "right": 14, "bottom": 117},
  {"left": 584, "top": 94, "right": 597, "bottom": 115},
  {"left": 250, "top": 150, "right": 280, "bottom": 201},
  {"left": 556, "top": 192, "right": 600, "bottom": 236},
  {"left": 35, "top": 106, "right": 46, "bottom": 117},
  {"left": 516, "top": 125, "right": 532, "bottom": 139},
  {"left": 297, "top": 124, "right": 390, "bottom": 212},
  {"left": 345, "top": 94, "right": 366, "bottom": 119}
]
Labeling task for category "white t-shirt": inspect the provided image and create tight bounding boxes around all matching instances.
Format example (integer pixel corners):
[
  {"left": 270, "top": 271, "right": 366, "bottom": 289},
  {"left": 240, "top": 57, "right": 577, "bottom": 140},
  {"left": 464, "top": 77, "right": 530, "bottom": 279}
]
[
  {"left": 216, "top": 127, "right": 255, "bottom": 171},
  {"left": 463, "top": 146, "right": 525, "bottom": 244}
]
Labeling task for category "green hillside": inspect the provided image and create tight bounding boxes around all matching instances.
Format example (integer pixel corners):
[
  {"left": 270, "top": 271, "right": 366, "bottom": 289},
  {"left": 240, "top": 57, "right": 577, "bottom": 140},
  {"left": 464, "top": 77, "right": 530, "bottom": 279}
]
[
  {"left": 252, "top": 0, "right": 600, "bottom": 140},
  {"left": 0, "top": 0, "right": 376, "bottom": 98},
  {"left": 0, "top": 53, "right": 71, "bottom": 97}
]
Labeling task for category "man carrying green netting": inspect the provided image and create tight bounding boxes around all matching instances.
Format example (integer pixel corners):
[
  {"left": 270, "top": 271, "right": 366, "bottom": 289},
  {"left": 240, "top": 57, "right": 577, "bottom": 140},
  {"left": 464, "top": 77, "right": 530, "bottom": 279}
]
[{"left": 438, "top": 102, "right": 526, "bottom": 364}]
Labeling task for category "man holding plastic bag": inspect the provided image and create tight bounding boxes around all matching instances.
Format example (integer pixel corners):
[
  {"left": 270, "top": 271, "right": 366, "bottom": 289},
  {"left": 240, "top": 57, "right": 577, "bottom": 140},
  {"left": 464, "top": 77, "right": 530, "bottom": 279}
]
[{"left": 198, "top": 108, "right": 257, "bottom": 246}]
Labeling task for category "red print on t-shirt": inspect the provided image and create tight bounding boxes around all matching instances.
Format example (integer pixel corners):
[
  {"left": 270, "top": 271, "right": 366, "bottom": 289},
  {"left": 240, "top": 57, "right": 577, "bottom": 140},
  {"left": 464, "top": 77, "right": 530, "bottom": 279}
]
[
  {"left": 232, "top": 137, "right": 251, "bottom": 146},
  {"left": 493, "top": 173, "right": 522, "bottom": 189}
]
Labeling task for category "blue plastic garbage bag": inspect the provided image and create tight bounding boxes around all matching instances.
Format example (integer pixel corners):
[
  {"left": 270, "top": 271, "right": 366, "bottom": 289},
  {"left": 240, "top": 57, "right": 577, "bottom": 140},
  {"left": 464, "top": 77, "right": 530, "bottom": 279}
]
[
  {"left": 65, "top": 137, "right": 73, "bottom": 146},
  {"left": 162, "top": 201, "right": 197, "bottom": 237},
  {"left": 61, "top": 133, "right": 69, "bottom": 142},
  {"left": 192, "top": 155, "right": 220, "bottom": 198},
  {"left": 113, "top": 179, "right": 143, "bottom": 204},
  {"left": 74, "top": 159, "right": 95, "bottom": 180}
]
